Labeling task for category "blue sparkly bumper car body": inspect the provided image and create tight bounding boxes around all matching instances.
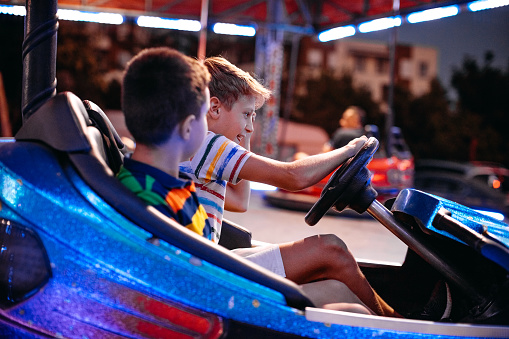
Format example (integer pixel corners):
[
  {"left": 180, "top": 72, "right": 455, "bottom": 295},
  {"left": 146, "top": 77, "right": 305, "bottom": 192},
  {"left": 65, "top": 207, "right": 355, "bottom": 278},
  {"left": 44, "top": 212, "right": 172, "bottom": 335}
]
[{"left": 2, "top": 1, "right": 509, "bottom": 337}]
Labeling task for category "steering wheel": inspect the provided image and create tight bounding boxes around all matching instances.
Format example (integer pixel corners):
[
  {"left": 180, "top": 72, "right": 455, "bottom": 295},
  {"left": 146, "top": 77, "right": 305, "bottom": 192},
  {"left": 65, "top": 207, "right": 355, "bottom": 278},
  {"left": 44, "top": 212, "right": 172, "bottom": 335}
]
[{"left": 305, "top": 137, "right": 379, "bottom": 226}]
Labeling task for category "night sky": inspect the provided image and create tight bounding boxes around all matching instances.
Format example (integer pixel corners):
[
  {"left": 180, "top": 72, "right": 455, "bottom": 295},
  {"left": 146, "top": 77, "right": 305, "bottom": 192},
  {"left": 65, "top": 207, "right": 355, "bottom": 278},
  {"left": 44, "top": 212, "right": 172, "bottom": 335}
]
[{"left": 350, "top": 5, "right": 509, "bottom": 101}]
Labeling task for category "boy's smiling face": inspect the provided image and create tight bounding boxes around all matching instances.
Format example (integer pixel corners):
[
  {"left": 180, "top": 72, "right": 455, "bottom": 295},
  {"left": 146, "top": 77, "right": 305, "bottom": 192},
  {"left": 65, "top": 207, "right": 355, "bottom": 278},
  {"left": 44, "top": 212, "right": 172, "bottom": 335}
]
[{"left": 215, "top": 94, "right": 256, "bottom": 144}]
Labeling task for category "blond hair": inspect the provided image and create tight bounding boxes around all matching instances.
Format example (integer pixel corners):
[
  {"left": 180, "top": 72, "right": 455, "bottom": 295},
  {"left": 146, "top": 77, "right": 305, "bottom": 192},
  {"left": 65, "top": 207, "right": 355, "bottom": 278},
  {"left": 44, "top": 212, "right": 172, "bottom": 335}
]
[{"left": 204, "top": 56, "right": 271, "bottom": 110}]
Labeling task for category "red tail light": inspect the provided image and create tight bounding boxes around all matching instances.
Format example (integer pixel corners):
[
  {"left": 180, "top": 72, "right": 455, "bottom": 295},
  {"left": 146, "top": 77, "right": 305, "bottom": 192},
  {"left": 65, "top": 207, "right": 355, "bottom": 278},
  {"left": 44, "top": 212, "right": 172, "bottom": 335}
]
[{"left": 136, "top": 296, "right": 223, "bottom": 339}]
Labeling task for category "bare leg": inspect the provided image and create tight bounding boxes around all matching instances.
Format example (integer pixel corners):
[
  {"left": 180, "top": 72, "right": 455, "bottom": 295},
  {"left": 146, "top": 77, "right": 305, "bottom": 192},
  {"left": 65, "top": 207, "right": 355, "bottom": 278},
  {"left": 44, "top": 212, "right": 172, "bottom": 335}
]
[{"left": 279, "top": 234, "right": 400, "bottom": 317}]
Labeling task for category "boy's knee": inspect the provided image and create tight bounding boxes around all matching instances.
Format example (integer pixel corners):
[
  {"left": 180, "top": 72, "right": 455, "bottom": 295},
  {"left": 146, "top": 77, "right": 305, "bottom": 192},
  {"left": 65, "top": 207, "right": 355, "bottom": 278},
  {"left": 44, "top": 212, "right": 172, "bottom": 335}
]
[
  {"left": 298, "top": 234, "right": 355, "bottom": 275},
  {"left": 311, "top": 234, "right": 358, "bottom": 274},
  {"left": 315, "top": 234, "right": 348, "bottom": 253}
]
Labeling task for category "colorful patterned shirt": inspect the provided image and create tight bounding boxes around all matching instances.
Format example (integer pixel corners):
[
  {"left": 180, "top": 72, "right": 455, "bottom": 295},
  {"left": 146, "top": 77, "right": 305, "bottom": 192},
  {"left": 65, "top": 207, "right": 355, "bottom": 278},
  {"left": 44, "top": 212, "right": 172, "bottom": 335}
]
[
  {"left": 179, "top": 132, "right": 252, "bottom": 242},
  {"left": 117, "top": 157, "right": 212, "bottom": 240}
]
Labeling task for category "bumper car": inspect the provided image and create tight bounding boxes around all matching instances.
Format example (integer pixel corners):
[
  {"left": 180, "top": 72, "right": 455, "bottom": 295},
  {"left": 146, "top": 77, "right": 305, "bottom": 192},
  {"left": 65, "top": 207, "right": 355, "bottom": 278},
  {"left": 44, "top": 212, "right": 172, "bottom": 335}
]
[
  {"left": 1, "top": 92, "right": 508, "bottom": 338},
  {"left": 1, "top": 2, "right": 509, "bottom": 337}
]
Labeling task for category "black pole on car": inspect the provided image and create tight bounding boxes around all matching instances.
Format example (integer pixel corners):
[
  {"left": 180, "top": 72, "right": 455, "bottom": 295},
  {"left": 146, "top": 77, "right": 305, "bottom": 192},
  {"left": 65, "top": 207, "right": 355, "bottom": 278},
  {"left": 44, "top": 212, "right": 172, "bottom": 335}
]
[{"left": 21, "top": 0, "right": 58, "bottom": 122}]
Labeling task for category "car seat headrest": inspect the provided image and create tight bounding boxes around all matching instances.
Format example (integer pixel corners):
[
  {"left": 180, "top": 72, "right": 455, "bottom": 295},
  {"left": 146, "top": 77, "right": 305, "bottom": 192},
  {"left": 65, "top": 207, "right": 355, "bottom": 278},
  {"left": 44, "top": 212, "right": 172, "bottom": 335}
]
[
  {"left": 15, "top": 92, "right": 126, "bottom": 174},
  {"left": 15, "top": 92, "right": 91, "bottom": 153}
]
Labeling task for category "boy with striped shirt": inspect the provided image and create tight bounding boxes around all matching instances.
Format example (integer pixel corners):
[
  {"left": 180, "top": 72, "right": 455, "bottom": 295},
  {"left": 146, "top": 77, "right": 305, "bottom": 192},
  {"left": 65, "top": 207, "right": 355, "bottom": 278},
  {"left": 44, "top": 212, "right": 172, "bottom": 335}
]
[{"left": 179, "top": 57, "right": 400, "bottom": 317}]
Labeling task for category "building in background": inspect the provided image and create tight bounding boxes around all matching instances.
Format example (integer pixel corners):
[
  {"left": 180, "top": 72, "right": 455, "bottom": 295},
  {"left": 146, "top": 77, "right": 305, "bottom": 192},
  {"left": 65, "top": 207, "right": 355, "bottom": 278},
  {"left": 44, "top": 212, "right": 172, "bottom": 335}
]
[{"left": 297, "top": 38, "right": 438, "bottom": 112}]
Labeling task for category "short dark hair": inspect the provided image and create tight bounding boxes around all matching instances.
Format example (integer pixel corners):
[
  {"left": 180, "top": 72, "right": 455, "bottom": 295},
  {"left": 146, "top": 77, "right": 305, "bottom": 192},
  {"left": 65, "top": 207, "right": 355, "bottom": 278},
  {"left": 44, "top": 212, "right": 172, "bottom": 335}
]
[{"left": 122, "top": 47, "right": 210, "bottom": 145}]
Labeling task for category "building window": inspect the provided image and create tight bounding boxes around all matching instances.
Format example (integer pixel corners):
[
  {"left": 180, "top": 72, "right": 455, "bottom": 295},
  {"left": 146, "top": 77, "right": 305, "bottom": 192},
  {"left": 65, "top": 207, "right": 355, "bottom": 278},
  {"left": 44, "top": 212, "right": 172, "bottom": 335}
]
[
  {"left": 355, "top": 56, "right": 366, "bottom": 72},
  {"left": 376, "top": 58, "right": 389, "bottom": 74},
  {"left": 419, "top": 62, "right": 429, "bottom": 78},
  {"left": 382, "top": 84, "right": 389, "bottom": 103},
  {"left": 399, "top": 59, "right": 412, "bottom": 79}
]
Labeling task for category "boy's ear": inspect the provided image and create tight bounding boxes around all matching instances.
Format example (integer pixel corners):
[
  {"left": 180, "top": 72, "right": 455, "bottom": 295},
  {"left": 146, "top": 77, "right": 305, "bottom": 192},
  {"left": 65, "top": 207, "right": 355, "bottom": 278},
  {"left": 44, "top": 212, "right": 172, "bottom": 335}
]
[
  {"left": 208, "top": 97, "right": 221, "bottom": 120},
  {"left": 179, "top": 114, "right": 196, "bottom": 140}
]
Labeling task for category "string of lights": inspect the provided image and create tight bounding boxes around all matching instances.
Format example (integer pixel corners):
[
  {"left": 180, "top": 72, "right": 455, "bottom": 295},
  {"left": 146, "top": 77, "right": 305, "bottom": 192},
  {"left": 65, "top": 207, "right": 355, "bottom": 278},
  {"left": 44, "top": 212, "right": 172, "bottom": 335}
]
[{"left": 1, "top": 0, "right": 508, "bottom": 38}]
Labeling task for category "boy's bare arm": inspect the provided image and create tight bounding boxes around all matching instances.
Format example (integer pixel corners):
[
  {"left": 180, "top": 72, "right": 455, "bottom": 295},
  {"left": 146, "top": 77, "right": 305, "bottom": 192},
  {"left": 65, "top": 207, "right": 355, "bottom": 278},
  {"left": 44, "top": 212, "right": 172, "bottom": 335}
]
[
  {"left": 239, "top": 136, "right": 367, "bottom": 192},
  {"left": 224, "top": 182, "right": 250, "bottom": 212}
]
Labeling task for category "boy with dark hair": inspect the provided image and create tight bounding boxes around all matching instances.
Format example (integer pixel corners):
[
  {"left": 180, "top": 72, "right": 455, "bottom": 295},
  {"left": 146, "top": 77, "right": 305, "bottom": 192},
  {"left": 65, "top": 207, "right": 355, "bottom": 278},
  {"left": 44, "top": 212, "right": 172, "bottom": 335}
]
[{"left": 118, "top": 47, "right": 212, "bottom": 238}]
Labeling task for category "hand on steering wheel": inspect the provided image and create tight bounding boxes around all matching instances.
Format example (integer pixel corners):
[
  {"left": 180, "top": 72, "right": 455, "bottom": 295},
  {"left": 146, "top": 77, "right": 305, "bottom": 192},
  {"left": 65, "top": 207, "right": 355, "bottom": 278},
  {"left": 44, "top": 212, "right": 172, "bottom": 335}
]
[{"left": 305, "top": 137, "right": 379, "bottom": 226}]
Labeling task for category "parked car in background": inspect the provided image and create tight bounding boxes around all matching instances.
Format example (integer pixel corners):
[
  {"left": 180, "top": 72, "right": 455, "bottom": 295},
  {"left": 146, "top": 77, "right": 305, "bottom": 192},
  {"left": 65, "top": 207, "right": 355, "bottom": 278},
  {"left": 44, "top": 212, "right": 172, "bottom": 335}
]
[
  {"left": 264, "top": 125, "right": 414, "bottom": 215},
  {"left": 414, "top": 159, "right": 509, "bottom": 221},
  {"left": 469, "top": 161, "right": 509, "bottom": 199}
]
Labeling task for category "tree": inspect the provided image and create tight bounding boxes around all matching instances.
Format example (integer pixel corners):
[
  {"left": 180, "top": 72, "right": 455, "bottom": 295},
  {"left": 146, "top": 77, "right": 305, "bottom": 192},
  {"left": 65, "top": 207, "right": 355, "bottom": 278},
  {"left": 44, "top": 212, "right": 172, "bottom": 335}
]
[
  {"left": 294, "top": 72, "right": 381, "bottom": 136},
  {"left": 396, "top": 78, "right": 461, "bottom": 161},
  {"left": 0, "top": 15, "right": 24, "bottom": 135},
  {"left": 451, "top": 52, "right": 509, "bottom": 166}
]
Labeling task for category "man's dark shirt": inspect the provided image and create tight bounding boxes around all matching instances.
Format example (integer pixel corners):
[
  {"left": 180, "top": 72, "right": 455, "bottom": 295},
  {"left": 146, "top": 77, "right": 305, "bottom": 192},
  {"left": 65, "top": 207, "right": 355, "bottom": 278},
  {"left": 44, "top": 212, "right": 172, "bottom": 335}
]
[{"left": 330, "top": 128, "right": 364, "bottom": 149}]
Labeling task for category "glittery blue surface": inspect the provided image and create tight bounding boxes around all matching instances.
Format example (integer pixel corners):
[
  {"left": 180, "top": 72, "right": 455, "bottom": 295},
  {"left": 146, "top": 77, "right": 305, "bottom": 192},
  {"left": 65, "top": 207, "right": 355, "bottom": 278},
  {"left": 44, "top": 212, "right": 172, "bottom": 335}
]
[
  {"left": 0, "top": 141, "right": 508, "bottom": 338},
  {"left": 392, "top": 189, "right": 509, "bottom": 247}
]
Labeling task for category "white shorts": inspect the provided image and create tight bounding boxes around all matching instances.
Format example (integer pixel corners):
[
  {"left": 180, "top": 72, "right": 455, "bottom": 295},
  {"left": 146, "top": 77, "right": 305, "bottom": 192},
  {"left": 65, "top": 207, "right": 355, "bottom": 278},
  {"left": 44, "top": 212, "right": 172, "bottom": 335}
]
[{"left": 232, "top": 244, "right": 286, "bottom": 277}]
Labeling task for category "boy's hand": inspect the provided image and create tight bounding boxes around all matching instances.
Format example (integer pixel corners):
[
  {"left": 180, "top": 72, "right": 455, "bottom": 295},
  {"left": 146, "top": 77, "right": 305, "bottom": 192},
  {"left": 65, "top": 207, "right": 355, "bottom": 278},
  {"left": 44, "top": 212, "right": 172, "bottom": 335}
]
[
  {"left": 243, "top": 131, "right": 252, "bottom": 150},
  {"left": 240, "top": 112, "right": 256, "bottom": 150},
  {"left": 343, "top": 135, "right": 368, "bottom": 157}
]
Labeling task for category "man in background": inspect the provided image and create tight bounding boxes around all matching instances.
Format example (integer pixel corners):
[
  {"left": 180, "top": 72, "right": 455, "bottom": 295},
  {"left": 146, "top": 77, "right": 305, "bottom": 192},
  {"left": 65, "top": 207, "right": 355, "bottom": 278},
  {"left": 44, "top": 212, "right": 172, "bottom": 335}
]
[{"left": 324, "top": 106, "right": 366, "bottom": 151}]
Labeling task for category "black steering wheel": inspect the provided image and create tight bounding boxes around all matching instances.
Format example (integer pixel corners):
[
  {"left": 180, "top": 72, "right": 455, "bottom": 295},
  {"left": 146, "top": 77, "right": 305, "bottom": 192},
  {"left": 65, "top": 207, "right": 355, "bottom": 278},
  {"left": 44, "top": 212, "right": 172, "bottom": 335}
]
[{"left": 305, "top": 137, "right": 379, "bottom": 226}]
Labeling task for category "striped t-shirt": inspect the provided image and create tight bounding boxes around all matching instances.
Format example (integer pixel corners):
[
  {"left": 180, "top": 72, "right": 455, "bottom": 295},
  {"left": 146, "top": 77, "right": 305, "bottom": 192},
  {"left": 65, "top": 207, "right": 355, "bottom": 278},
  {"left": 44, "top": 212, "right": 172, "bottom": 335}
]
[
  {"left": 179, "top": 132, "right": 251, "bottom": 242},
  {"left": 117, "top": 157, "right": 212, "bottom": 240}
]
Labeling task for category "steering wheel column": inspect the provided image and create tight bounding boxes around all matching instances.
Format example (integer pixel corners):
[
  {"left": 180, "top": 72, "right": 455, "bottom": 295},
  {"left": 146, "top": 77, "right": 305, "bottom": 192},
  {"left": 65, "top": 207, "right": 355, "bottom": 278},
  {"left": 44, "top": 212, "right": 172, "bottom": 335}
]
[{"left": 335, "top": 166, "right": 378, "bottom": 214}]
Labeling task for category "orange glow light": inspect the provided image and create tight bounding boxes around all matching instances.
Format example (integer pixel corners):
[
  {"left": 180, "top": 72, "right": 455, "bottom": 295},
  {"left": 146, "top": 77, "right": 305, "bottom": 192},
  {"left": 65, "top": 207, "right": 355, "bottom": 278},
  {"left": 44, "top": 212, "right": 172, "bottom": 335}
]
[{"left": 493, "top": 179, "right": 501, "bottom": 189}]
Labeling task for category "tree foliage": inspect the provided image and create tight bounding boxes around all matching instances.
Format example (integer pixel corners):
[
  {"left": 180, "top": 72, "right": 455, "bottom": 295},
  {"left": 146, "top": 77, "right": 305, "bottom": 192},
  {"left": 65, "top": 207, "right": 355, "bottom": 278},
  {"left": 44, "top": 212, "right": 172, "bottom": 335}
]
[
  {"left": 294, "top": 52, "right": 509, "bottom": 167},
  {"left": 450, "top": 52, "right": 509, "bottom": 165},
  {"left": 294, "top": 72, "right": 382, "bottom": 136}
]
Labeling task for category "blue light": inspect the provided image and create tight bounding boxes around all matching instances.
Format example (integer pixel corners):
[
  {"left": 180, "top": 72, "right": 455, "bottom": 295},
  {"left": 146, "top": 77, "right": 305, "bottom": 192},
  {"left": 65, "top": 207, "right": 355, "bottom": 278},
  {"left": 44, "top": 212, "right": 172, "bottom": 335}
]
[
  {"left": 468, "top": 0, "right": 509, "bottom": 11},
  {"left": 213, "top": 23, "right": 256, "bottom": 36},
  {"left": 0, "top": 5, "right": 124, "bottom": 25},
  {"left": 137, "top": 16, "right": 201, "bottom": 32},
  {"left": 0, "top": 5, "right": 25, "bottom": 16},
  {"left": 250, "top": 182, "right": 277, "bottom": 191},
  {"left": 407, "top": 5, "right": 459, "bottom": 23},
  {"left": 358, "top": 16, "right": 402, "bottom": 33},
  {"left": 318, "top": 25, "right": 356, "bottom": 42},
  {"left": 58, "top": 9, "right": 124, "bottom": 25}
]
